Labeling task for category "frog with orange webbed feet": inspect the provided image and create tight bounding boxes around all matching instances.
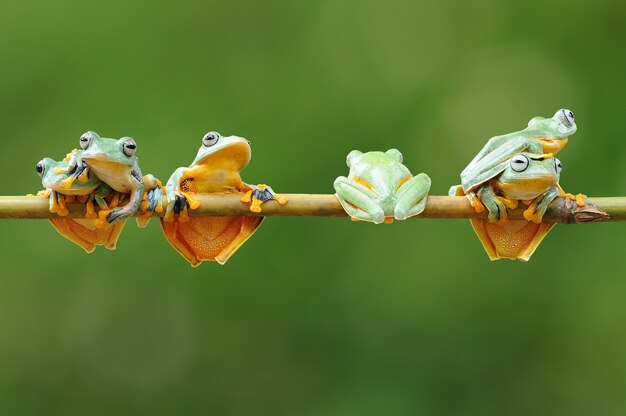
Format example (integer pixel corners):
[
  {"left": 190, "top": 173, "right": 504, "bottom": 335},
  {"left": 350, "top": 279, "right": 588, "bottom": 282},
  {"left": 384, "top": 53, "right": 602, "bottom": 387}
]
[
  {"left": 450, "top": 109, "right": 587, "bottom": 261},
  {"left": 161, "top": 131, "right": 287, "bottom": 266},
  {"left": 35, "top": 156, "right": 126, "bottom": 252}
]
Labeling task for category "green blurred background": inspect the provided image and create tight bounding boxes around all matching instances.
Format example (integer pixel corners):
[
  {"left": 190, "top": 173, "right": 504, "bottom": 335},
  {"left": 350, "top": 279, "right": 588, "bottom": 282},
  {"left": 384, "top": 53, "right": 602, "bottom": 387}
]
[{"left": 0, "top": 0, "right": 625, "bottom": 414}]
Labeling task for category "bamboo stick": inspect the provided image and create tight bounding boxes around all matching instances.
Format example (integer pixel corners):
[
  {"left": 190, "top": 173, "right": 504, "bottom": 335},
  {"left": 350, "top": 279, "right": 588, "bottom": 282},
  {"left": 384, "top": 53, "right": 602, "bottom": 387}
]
[{"left": 0, "top": 195, "right": 623, "bottom": 224}]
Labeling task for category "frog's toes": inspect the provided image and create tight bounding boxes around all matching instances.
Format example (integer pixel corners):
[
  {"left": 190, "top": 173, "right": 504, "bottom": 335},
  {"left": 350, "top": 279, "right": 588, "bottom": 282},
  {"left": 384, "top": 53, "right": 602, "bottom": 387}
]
[
  {"left": 243, "top": 185, "right": 287, "bottom": 213},
  {"left": 181, "top": 192, "right": 200, "bottom": 210},
  {"left": 106, "top": 208, "right": 131, "bottom": 225},
  {"left": 466, "top": 192, "right": 485, "bottom": 213},
  {"left": 522, "top": 201, "right": 543, "bottom": 224},
  {"left": 60, "top": 175, "right": 77, "bottom": 190}
]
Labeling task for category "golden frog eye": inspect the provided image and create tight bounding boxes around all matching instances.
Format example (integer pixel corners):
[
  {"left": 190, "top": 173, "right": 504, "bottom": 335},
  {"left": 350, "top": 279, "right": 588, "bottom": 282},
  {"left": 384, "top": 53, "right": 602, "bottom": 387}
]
[
  {"left": 510, "top": 154, "right": 529, "bottom": 172},
  {"left": 202, "top": 131, "right": 220, "bottom": 147},
  {"left": 79, "top": 132, "right": 91, "bottom": 149},
  {"left": 123, "top": 139, "right": 137, "bottom": 157}
]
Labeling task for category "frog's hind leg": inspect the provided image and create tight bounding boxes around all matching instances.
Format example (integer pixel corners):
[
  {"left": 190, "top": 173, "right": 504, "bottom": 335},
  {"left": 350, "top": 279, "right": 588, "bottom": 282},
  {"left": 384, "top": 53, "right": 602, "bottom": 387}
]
[
  {"left": 393, "top": 173, "right": 431, "bottom": 220},
  {"left": 333, "top": 176, "right": 384, "bottom": 224}
]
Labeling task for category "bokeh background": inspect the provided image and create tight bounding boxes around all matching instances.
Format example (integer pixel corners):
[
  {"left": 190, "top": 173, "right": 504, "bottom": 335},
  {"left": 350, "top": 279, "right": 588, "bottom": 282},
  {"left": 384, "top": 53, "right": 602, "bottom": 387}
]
[{"left": 1, "top": 0, "right": 625, "bottom": 414}]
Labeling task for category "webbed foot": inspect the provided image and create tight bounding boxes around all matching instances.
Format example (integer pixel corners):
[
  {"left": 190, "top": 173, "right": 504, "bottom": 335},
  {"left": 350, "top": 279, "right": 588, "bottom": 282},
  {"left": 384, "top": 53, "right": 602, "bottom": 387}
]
[
  {"left": 137, "top": 177, "right": 164, "bottom": 228},
  {"left": 466, "top": 191, "right": 486, "bottom": 214},
  {"left": 241, "top": 184, "right": 288, "bottom": 213},
  {"left": 163, "top": 191, "right": 192, "bottom": 223},
  {"left": 560, "top": 191, "right": 587, "bottom": 207}
]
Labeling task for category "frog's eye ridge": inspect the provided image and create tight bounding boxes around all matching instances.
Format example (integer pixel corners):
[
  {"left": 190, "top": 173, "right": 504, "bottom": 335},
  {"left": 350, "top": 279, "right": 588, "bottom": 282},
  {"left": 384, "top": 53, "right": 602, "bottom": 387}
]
[
  {"left": 562, "top": 109, "right": 575, "bottom": 126},
  {"left": 510, "top": 154, "right": 529, "bottom": 172},
  {"left": 123, "top": 139, "right": 137, "bottom": 157},
  {"left": 79, "top": 132, "right": 91, "bottom": 149},
  {"left": 555, "top": 158, "right": 562, "bottom": 175},
  {"left": 35, "top": 160, "right": 45, "bottom": 176},
  {"left": 202, "top": 131, "right": 220, "bottom": 147}
]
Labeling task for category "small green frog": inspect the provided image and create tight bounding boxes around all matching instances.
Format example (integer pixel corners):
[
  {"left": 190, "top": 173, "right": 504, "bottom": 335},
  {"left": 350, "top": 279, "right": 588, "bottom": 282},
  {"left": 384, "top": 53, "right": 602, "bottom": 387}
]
[
  {"left": 461, "top": 110, "right": 572, "bottom": 195},
  {"left": 452, "top": 152, "right": 564, "bottom": 261},
  {"left": 333, "top": 149, "right": 431, "bottom": 224},
  {"left": 37, "top": 156, "right": 110, "bottom": 217},
  {"left": 70, "top": 131, "right": 162, "bottom": 226},
  {"left": 36, "top": 157, "right": 126, "bottom": 252}
]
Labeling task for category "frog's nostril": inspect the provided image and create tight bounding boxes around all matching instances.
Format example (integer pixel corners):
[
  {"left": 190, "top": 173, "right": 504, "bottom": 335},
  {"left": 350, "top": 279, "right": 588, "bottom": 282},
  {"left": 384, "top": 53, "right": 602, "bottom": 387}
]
[{"left": 247, "top": 140, "right": 251, "bottom": 145}]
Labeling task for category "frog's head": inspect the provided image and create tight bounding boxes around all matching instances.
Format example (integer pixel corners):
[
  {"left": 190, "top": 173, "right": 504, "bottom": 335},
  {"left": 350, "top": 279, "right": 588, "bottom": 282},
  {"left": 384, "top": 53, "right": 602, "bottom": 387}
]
[
  {"left": 495, "top": 153, "right": 561, "bottom": 200},
  {"left": 36, "top": 157, "right": 59, "bottom": 187},
  {"left": 527, "top": 109, "right": 576, "bottom": 139},
  {"left": 192, "top": 131, "right": 251, "bottom": 168},
  {"left": 79, "top": 131, "right": 137, "bottom": 167}
]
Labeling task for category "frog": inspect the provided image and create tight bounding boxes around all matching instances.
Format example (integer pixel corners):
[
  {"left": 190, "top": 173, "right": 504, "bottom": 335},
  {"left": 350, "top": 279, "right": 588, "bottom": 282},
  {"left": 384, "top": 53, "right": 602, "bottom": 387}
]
[
  {"left": 35, "top": 156, "right": 126, "bottom": 253},
  {"left": 161, "top": 131, "right": 288, "bottom": 266},
  {"left": 459, "top": 109, "right": 585, "bottom": 212},
  {"left": 452, "top": 152, "right": 564, "bottom": 261},
  {"left": 68, "top": 131, "right": 163, "bottom": 227},
  {"left": 333, "top": 149, "right": 431, "bottom": 224}
]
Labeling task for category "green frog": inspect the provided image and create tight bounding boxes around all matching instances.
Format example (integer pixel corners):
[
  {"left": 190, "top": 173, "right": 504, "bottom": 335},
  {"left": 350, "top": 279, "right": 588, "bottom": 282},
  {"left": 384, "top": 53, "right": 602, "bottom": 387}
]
[
  {"left": 69, "top": 131, "right": 162, "bottom": 227},
  {"left": 333, "top": 149, "right": 431, "bottom": 224},
  {"left": 36, "top": 156, "right": 125, "bottom": 252}
]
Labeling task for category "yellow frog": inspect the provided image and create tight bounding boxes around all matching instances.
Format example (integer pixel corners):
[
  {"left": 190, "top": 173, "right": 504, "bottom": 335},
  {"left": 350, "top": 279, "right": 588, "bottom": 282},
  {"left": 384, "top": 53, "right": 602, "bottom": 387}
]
[{"left": 161, "top": 131, "right": 287, "bottom": 266}]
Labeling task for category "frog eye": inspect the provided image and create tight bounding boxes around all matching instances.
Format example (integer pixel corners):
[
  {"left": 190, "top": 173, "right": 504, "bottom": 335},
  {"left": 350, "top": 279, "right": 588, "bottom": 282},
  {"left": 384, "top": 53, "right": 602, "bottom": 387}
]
[
  {"left": 79, "top": 132, "right": 91, "bottom": 149},
  {"left": 35, "top": 160, "right": 45, "bottom": 177},
  {"left": 555, "top": 158, "right": 562, "bottom": 175},
  {"left": 202, "top": 131, "right": 220, "bottom": 147},
  {"left": 562, "top": 109, "right": 575, "bottom": 126},
  {"left": 510, "top": 154, "right": 529, "bottom": 172},
  {"left": 122, "top": 139, "right": 137, "bottom": 157}
]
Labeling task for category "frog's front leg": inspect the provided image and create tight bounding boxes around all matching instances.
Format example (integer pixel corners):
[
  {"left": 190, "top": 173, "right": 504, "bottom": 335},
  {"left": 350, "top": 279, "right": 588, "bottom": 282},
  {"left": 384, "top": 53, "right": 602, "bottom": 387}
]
[
  {"left": 393, "top": 173, "right": 431, "bottom": 220},
  {"left": 333, "top": 176, "right": 385, "bottom": 224},
  {"left": 240, "top": 183, "right": 288, "bottom": 213},
  {"left": 104, "top": 171, "right": 145, "bottom": 225},
  {"left": 163, "top": 167, "right": 189, "bottom": 223},
  {"left": 478, "top": 184, "right": 510, "bottom": 224},
  {"left": 523, "top": 186, "right": 560, "bottom": 224},
  {"left": 137, "top": 175, "right": 164, "bottom": 228}
]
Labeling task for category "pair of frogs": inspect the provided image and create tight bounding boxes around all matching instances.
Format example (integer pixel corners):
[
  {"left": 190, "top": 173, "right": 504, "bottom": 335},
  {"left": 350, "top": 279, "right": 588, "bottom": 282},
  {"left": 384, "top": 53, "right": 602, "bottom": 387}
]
[
  {"left": 36, "top": 132, "right": 286, "bottom": 266},
  {"left": 333, "top": 109, "right": 584, "bottom": 261}
]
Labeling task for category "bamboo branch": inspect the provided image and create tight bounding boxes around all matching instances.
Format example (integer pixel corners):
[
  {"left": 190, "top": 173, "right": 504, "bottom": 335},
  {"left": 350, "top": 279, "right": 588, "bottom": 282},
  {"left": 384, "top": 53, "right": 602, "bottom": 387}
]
[{"left": 0, "top": 195, "right": 623, "bottom": 224}]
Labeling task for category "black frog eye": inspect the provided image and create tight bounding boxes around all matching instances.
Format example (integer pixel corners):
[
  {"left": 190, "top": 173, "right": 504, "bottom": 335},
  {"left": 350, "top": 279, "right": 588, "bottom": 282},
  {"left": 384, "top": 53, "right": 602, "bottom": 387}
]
[
  {"left": 202, "top": 131, "right": 220, "bottom": 147},
  {"left": 555, "top": 158, "right": 562, "bottom": 175},
  {"left": 562, "top": 109, "right": 575, "bottom": 126},
  {"left": 510, "top": 154, "right": 529, "bottom": 172},
  {"left": 79, "top": 132, "right": 91, "bottom": 149},
  {"left": 35, "top": 160, "right": 45, "bottom": 176},
  {"left": 123, "top": 139, "right": 137, "bottom": 157}
]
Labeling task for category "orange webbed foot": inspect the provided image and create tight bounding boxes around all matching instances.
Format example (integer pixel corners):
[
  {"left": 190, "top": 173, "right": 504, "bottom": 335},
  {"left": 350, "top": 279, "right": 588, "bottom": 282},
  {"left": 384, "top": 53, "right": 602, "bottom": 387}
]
[
  {"left": 241, "top": 184, "right": 288, "bottom": 213},
  {"left": 466, "top": 192, "right": 485, "bottom": 214}
]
